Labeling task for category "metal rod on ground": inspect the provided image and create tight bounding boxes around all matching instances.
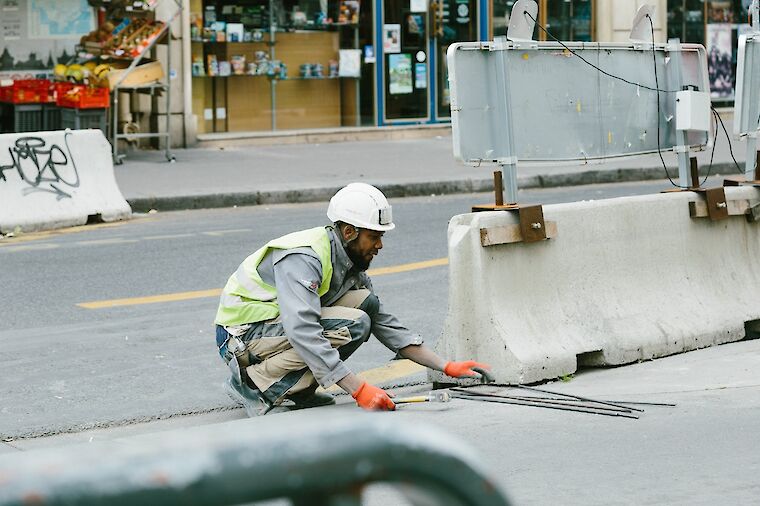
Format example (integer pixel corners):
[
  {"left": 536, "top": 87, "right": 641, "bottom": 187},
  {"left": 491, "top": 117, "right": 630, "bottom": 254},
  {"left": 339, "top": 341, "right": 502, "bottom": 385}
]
[
  {"left": 465, "top": 384, "right": 674, "bottom": 408},
  {"left": 450, "top": 388, "right": 634, "bottom": 414},
  {"left": 513, "top": 384, "right": 646, "bottom": 413},
  {"left": 493, "top": 395, "right": 676, "bottom": 407},
  {"left": 450, "top": 392, "right": 640, "bottom": 419}
]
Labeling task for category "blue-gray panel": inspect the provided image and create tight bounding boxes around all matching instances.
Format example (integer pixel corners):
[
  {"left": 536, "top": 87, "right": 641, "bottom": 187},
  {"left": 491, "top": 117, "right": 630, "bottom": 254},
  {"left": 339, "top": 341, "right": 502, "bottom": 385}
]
[{"left": 449, "top": 41, "right": 710, "bottom": 165}]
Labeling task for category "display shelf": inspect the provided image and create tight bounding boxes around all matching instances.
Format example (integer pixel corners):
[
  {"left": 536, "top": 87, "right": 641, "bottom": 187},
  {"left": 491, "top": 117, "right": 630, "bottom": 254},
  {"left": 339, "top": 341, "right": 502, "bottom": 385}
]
[
  {"left": 110, "top": 0, "right": 182, "bottom": 164},
  {"left": 198, "top": 0, "right": 361, "bottom": 131}
]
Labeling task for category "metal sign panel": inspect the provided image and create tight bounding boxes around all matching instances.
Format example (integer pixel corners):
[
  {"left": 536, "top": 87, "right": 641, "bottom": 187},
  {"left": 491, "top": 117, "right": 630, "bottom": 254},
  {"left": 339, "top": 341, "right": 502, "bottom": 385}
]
[
  {"left": 734, "top": 34, "right": 760, "bottom": 137},
  {"left": 448, "top": 41, "right": 710, "bottom": 165}
]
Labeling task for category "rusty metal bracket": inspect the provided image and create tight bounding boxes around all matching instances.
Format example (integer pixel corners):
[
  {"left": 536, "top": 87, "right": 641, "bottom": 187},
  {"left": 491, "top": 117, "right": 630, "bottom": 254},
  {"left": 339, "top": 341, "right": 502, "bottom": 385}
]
[
  {"left": 682, "top": 187, "right": 729, "bottom": 221},
  {"left": 723, "top": 152, "right": 760, "bottom": 187},
  {"left": 704, "top": 187, "right": 729, "bottom": 221},
  {"left": 518, "top": 205, "right": 547, "bottom": 242},
  {"left": 658, "top": 159, "right": 730, "bottom": 221},
  {"left": 479, "top": 207, "right": 556, "bottom": 247},
  {"left": 688, "top": 187, "right": 730, "bottom": 221},
  {"left": 474, "top": 171, "right": 556, "bottom": 246}
]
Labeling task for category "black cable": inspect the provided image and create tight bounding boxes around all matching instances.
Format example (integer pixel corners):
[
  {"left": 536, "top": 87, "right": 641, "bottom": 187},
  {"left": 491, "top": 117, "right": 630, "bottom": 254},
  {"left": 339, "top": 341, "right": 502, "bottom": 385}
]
[
  {"left": 524, "top": 9, "right": 731, "bottom": 185},
  {"left": 712, "top": 105, "right": 748, "bottom": 175},
  {"left": 524, "top": 11, "right": 682, "bottom": 94},
  {"left": 648, "top": 14, "right": 688, "bottom": 189},
  {"left": 701, "top": 109, "right": 720, "bottom": 186}
]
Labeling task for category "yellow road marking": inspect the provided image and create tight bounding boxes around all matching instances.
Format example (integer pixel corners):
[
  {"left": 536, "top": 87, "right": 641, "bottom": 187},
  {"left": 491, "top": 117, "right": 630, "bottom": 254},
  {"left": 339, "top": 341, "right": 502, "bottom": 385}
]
[
  {"left": 0, "top": 221, "right": 128, "bottom": 246},
  {"left": 143, "top": 234, "right": 196, "bottom": 241},
  {"left": 0, "top": 243, "right": 59, "bottom": 253},
  {"left": 78, "top": 289, "right": 224, "bottom": 309},
  {"left": 202, "top": 228, "right": 252, "bottom": 236},
  {"left": 320, "top": 360, "right": 426, "bottom": 394},
  {"left": 367, "top": 257, "right": 448, "bottom": 276},
  {"left": 77, "top": 257, "right": 449, "bottom": 309},
  {"left": 76, "top": 238, "right": 140, "bottom": 246}
]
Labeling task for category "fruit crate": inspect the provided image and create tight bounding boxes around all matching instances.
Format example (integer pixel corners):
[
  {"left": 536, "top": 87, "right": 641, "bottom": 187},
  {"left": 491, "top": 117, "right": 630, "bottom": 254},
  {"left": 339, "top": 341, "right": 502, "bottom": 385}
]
[
  {"left": 0, "top": 79, "right": 53, "bottom": 104},
  {"left": 0, "top": 102, "right": 43, "bottom": 133},
  {"left": 55, "top": 84, "right": 110, "bottom": 109},
  {"left": 60, "top": 107, "right": 107, "bottom": 132}
]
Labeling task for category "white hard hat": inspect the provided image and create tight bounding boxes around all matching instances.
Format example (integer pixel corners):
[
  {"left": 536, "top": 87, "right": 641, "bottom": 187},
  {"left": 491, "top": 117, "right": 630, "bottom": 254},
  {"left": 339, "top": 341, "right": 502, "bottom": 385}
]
[{"left": 327, "top": 183, "right": 395, "bottom": 232}]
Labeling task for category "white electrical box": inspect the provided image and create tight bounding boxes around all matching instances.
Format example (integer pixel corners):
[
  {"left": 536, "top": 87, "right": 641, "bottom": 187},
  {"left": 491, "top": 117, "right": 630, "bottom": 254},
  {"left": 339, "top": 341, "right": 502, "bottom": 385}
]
[{"left": 675, "top": 90, "right": 711, "bottom": 132}]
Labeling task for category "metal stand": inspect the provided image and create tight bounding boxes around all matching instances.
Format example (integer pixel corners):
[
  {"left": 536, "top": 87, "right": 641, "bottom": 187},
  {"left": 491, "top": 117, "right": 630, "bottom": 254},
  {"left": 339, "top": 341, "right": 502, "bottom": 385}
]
[
  {"left": 492, "top": 36, "right": 520, "bottom": 205},
  {"left": 667, "top": 37, "right": 691, "bottom": 188},
  {"left": 110, "top": 0, "right": 182, "bottom": 164},
  {"left": 724, "top": 0, "right": 760, "bottom": 186}
]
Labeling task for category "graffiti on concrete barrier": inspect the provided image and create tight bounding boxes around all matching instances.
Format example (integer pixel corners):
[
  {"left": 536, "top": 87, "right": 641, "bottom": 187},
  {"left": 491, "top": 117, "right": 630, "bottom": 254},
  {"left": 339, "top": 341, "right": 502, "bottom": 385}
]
[{"left": 0, "top": 133, "right": 80, "bottom": 200}]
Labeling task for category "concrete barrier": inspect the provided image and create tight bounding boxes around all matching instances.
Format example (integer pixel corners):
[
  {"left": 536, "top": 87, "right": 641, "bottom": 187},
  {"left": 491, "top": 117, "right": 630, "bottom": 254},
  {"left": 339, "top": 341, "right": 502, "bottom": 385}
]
[
  {"left": 432, "top": 186, "right": 760, "bottom": 385},
  {"left": 0, "top": 130, "right": 131, "bottom": 233}
]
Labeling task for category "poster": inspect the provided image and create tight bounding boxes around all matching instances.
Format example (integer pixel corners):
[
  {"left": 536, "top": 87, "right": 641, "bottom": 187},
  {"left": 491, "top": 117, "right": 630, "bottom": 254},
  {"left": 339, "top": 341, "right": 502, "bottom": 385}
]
[
  {"left": 410, "top": 0, "right": 427, "bottom": 13},
  {"left": 414, "top": 62, "right": 427, "bottom": 89},
  {"left": 339, "top": 48, "right": 361, "bottom": 77},
  {"left": 383, "top": 24, "right": 401, "bottom": 53},
  {"left": 363, "top": 44, "right": 375, "bottom": 64},
  {"left": 388, "top": 53, "right": 412, "bottom": 94},
  {"left": 0, "top": 0, "right": 94, "bottom": 79},
  {"left": 28, "top": 0, "right": 94, "bottom": 39},
  {"left": 706, "top": 23, "right": 734, "bottom": 98}
]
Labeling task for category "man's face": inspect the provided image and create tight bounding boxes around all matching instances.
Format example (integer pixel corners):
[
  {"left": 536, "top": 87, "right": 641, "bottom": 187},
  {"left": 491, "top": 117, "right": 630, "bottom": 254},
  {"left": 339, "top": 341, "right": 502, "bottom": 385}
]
[{"left": 345, "top": 227, "right": 384, "bottom": 271}]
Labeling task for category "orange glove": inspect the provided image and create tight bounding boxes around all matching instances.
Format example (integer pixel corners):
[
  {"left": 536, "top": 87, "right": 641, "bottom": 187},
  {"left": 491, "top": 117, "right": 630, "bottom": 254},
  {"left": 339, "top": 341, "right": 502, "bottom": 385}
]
[
  {"left": 444, "top": 360, "right": 491, "bottom": 378},
  {"left": 352, "top": 382, "right": 396, "bottom": 411}
]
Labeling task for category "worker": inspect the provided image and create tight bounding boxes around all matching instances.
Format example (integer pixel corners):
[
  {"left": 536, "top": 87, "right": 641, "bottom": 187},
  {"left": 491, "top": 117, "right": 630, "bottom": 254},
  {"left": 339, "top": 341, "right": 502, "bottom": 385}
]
[{"left": 214, "top": 182, "right": 490, "bottom": 416}]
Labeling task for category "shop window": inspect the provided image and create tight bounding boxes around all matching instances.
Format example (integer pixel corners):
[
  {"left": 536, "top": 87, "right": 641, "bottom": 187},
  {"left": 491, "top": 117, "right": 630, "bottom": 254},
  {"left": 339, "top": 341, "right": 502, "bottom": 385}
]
[
  {"left": 668, "top": 0, "right": 754, "bottom": 102},
  {"left": 490, "top": 0, "right": 593, "bottom": 42},
  {"left": 191, "top": 0, "right": 369, "bottom": 133}
]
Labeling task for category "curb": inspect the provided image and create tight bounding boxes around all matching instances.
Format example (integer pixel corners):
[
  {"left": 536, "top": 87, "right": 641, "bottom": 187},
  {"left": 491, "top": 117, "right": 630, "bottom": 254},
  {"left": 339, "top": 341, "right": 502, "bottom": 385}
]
[{"left": 126, "top": 162, "right": 740, "bottom": 213}]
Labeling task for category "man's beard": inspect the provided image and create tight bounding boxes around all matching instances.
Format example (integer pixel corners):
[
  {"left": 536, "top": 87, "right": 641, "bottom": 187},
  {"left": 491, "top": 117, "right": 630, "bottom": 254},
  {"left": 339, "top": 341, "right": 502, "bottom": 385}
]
[{"left": 346, "top": 244, "right": 372, "bottom": 271}]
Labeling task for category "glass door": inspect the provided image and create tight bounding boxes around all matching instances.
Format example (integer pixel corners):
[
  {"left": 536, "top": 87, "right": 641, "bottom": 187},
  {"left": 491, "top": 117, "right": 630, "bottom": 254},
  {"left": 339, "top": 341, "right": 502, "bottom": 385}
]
[
  {"left": 434, "top": 0, "right": 477, "bottom": 119},
  {"left": 383, "top": 0, "right": 430, "bottom": 121}
]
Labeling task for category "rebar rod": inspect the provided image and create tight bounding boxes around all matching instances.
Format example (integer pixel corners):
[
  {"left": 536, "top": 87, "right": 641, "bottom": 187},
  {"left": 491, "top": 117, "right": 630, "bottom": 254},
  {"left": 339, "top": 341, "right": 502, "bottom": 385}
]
[
  {"left": 450, "top": 388, "right": 633, "bottom": 414},
  {"left": 450, "top": 392, "right": 640, "bottom": 419}
]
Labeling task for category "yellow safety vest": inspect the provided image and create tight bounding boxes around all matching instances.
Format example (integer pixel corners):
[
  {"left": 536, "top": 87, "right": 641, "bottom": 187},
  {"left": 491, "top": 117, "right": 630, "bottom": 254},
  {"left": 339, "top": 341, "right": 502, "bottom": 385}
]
[{"left": 214, "top": 227, "right": 333, "bottom": 326}]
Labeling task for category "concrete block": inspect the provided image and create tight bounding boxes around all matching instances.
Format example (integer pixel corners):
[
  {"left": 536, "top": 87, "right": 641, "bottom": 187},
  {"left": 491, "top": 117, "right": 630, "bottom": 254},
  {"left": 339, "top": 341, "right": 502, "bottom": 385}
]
[
  {"left": 0, "top": 129, "right": 131, "bottom": 233},
  {"left": 432, "top": 187, "right": 760, "bottom": 385}
]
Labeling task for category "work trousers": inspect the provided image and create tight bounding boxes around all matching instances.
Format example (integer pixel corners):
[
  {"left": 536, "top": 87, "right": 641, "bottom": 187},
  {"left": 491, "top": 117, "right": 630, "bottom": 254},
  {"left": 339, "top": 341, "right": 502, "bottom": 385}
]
[{"left": 216, "top": 289, "right": 377, "bottom": 405}]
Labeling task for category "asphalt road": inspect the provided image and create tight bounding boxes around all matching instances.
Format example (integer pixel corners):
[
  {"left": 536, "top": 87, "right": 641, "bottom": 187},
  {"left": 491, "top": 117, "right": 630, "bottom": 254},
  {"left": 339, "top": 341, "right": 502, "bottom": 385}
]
[{"left": 0, "top": 179, "right": 700, "bottom": 438}]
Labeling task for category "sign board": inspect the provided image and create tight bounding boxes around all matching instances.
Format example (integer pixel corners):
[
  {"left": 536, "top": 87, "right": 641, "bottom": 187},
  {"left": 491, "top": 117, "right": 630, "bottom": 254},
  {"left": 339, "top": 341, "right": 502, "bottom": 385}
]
[
  {"left": 733, "top": 34, "right": 760, "bottom": 137},
  {"left": 448, "top": 41, "right": 710, "bottom": 165}
]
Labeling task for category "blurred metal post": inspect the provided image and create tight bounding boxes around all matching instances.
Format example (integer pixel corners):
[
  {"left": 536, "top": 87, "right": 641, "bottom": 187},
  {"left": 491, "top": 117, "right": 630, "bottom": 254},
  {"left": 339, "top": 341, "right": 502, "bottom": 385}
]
[{"left": 0, "top": 413, "right": 510, "bottom": 506}]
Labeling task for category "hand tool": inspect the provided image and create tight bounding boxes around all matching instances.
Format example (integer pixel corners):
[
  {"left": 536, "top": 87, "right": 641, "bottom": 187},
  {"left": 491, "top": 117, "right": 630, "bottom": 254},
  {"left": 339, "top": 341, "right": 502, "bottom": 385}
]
[
  {"left": 394, "top": 391, "right": 451, "bottom": 404},
  {"left": 472, "top": 367, "right": 495, "bottom": 384}
]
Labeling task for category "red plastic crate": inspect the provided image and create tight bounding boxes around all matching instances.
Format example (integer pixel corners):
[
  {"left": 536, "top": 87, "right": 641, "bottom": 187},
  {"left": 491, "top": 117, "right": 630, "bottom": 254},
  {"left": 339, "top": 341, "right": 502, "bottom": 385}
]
[
  {"left": 56, "top": 84, "right": 110, "bottom": 109},
  {"left": 0, "top": 79, "right": 53, "bottom": 104}
]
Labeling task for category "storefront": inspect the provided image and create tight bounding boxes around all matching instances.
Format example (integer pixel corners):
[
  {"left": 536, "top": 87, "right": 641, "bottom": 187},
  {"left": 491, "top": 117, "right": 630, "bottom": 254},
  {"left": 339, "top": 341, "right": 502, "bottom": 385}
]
[
  {"left": 667, "top": 0, "right": 754, "bottom": 103},
  {"left": 491, "top": 0, "right": 594, "bottom": 41},
  {"left": 189, "top": 0, "right": 487, "bottom": 134}
]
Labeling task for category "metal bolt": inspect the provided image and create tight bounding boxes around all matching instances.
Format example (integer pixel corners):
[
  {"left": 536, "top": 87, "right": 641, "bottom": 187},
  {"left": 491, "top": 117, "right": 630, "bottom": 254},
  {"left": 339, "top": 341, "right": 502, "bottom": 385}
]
[{"left": 531, "top": 222, "right": 542, "bottom": 229}]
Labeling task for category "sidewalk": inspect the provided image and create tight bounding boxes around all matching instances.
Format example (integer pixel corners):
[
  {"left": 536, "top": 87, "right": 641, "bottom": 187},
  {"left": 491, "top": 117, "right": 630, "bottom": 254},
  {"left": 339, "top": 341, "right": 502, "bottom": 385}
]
[
  {"left": 115, "top": 121, "right": 753, "bottom": 213},
  {"left": 3, "top": 338, "right": 759, "bottom": 505}
]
